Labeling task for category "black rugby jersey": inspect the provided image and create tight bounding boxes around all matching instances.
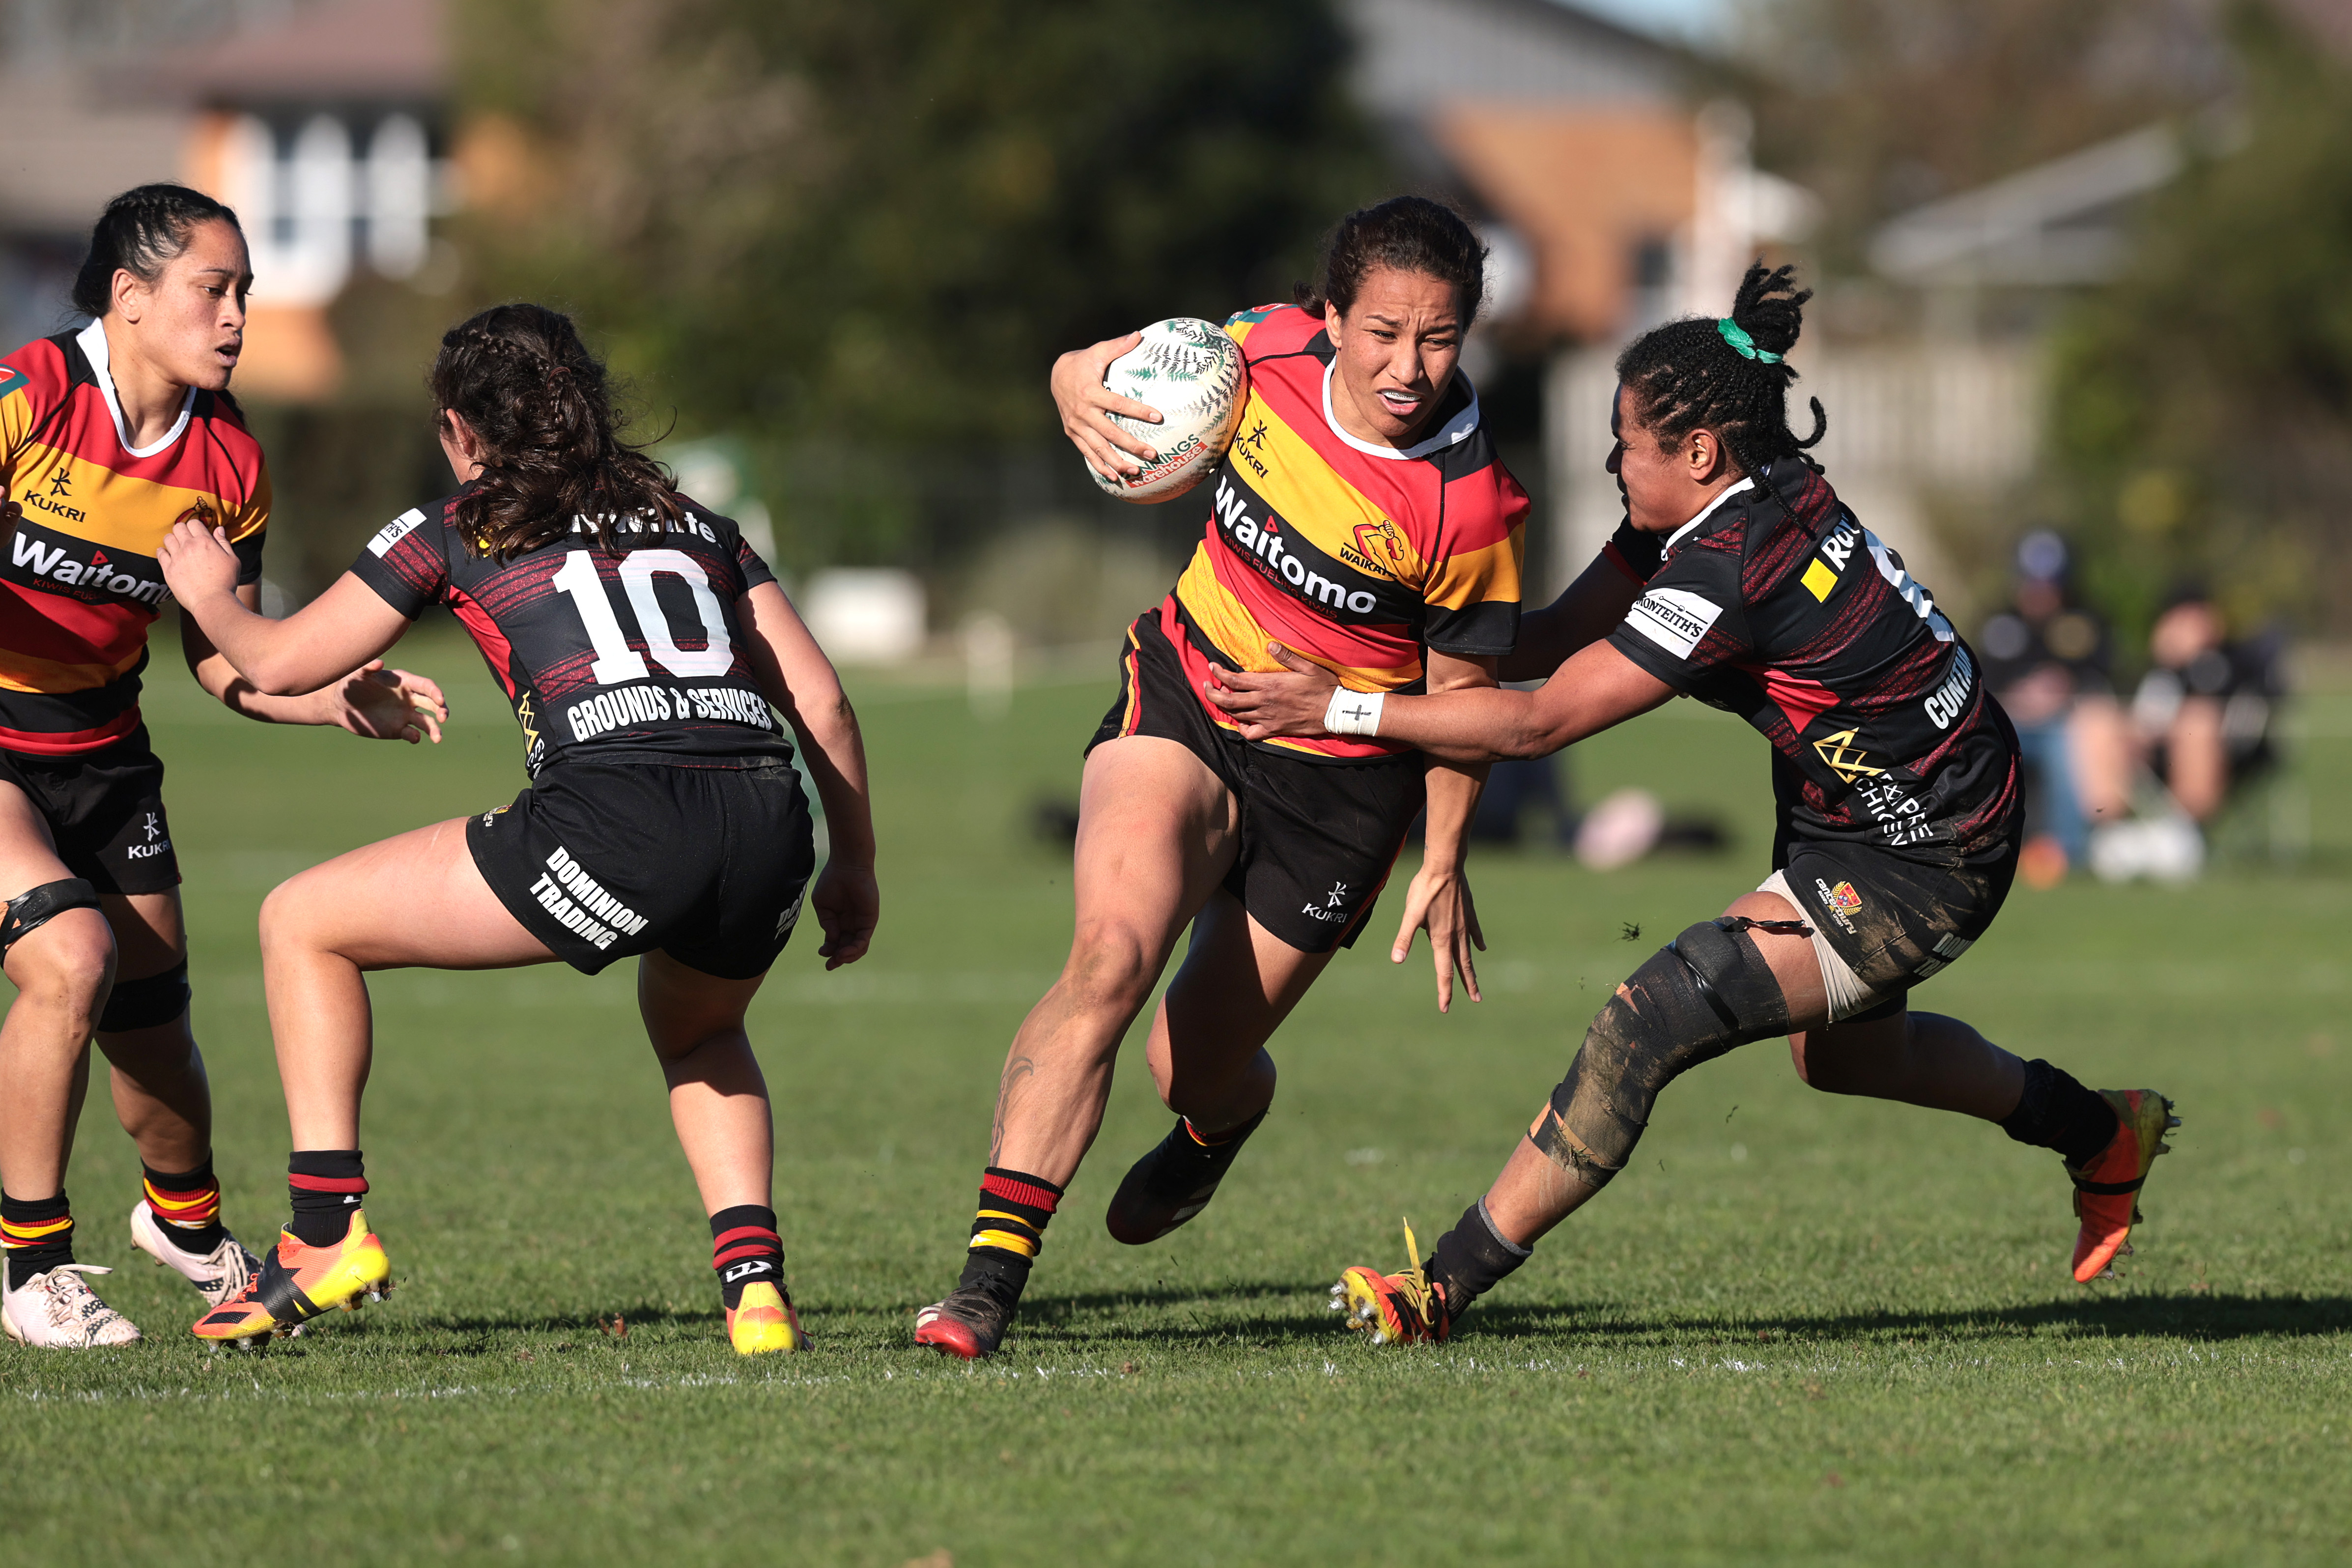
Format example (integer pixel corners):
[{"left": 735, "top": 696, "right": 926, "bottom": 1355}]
[
  {"left": 1607, "top": 458, "right": 2019, "bottom": 863},
  {"left": 349, "top": 486, "right": 792, "bottom": 777}
]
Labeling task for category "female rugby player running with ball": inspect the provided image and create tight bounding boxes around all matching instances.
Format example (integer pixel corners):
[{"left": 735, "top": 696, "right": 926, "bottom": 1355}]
[
  {"left": 914, "top": 197, "right": 1550, "bottom": 1361},
  {"left": 156, "top": 304, "right": 877, "bottom": 1355},
  {"left": 0, "top": 186, "right": 447, "bottom": 1349},
  {"left": 1210, "top": 265, "right": 2178, "bottom": 1345}
]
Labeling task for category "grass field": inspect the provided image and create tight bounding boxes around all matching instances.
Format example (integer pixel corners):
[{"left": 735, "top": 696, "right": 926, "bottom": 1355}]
[{"left": 7, "top": 623, "right": 2352, "bottom": 1566}]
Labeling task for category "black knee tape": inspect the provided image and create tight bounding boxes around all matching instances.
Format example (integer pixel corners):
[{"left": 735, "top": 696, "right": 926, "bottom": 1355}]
[
  {"left": 1530, "top": 921, "right": 1791, "bottom": 1186},
  {"left": 0, "top": 878, "right": 100, "bottom": 956},
  {"left": 98, "top": 959, "right": 190, "bottom": 1032}
]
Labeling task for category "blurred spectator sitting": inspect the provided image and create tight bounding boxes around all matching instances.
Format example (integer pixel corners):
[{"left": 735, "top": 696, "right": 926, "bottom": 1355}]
[
  {"left": 2129, "top": 583, "right": 2286, "bottom": 824},
  {"left": 1976, "top": 532, "right": 2129, "bottom": 883}
]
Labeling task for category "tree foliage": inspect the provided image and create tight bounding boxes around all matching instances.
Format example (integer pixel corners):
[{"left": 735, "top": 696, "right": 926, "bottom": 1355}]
[
  {"left": 457, "top": 0, "right": 1388, "bottom": 448},
  {"left": 2046, "top": 3, "right": 2352, "bottom": 633}
]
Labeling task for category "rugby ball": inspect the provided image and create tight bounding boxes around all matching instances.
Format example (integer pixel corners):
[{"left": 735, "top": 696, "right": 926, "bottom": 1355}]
[{"left": 1089, "top": 317, "right": 1247, "bottom": 504}]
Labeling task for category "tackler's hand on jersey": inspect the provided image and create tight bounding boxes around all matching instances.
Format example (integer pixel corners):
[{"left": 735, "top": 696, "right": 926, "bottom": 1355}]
[
  {"left": 156, "top": 513, "right": 242, "bottom": 609},
  {"left": 323, "top": 660, "right": 449, "bottom": 745},
  {"left": 1203, "top": 643, "right": 1342, "bottom": 741}
]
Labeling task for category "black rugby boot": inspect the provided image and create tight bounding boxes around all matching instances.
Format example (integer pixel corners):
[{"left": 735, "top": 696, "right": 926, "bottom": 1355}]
[{"left": 1105, "top": 1108, "right": 1267, "bottom": 1245}]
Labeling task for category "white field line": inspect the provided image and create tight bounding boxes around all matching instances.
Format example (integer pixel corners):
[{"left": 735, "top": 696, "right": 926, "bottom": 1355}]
[{"left": 14, "top": 1341, "right": 2340, "bottom": 1409}]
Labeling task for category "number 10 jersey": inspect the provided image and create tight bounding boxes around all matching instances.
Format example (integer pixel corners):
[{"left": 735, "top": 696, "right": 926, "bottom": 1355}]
[{"left": 349, "top": 486, "right": 794, "bottom": 777}]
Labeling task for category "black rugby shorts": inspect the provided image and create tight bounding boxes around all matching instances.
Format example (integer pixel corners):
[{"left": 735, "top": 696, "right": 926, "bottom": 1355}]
[
  {"left": 0, "top": 726, "right": 181, "bottom": 895},
  {"left": 1087, "top": 607, "right": 1423, "bottom": 956},
  {"left": 468, "top": 755, "right": 816, "bottom": 979},
  {"left": 1764, "top": 808, "right": 2023, "bottom": 1022}
]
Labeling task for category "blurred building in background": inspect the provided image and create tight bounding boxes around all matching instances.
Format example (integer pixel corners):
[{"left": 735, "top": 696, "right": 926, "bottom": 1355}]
[{"left": 0, "top": 0, "right": 454, "bottom": 399}]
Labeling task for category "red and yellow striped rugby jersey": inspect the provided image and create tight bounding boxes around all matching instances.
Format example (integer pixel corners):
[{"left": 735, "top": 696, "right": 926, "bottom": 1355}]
[
  {"left": 0, "top": 321, "right": 268, "bottom": 753},
  {"left": 1165, "top": 303, "right": 1527, "bottom": 760}
]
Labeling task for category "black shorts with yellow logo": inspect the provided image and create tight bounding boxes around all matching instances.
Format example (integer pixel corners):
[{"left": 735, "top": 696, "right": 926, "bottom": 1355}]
[
  {"left": 1087, "top": 608, "right": 1423, "bottom": 955},
  {"left": 0, "top": 726, "right": 180, "bottom": 895},
  {"left": 1763, "top": 809, "right": 2021, "bottom": 1022}
]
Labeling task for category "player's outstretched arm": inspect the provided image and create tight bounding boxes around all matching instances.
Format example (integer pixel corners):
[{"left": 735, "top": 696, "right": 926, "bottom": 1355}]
[
  {"left": 1207, "top": 637, "right": 1674, "bottom": 763},
  {"left": 161, "top": 518, "right": 448, "bottom": 742},
  {"left": 1393, "top": 648, "right": 1493, "bottom": 1014},
  {"left": 738, "top": 580, "right": 878, "bottom": 970},
  {"left": 1051, "top": 331, "right": 1162, "bottom": 483},
  {"left": 1499, "top": 549, "right": 1649, "bottom": 683}
]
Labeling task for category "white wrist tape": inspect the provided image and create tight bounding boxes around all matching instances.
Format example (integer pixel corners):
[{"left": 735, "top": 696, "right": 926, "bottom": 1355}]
[{"left": 1323, "top": 686, "right": 1385, "bottom": 738}]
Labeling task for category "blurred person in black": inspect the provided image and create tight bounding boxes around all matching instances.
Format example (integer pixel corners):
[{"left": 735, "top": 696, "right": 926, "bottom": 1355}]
[
  {"left": 1975, "top": 533, "right": 2127, "bottom": 884},
  {"left": 2129, "top": 583, "right": 2286, "bottom": 826}
]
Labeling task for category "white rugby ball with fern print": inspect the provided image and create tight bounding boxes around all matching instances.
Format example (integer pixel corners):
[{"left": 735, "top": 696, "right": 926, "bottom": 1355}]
[{"left": 1090, "top": 317, "right": 1247, "bottom": 504}]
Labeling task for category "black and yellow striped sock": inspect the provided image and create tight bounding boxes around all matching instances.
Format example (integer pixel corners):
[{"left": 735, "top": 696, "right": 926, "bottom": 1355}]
[
  {"left": 1, "top": 1191, "right": 73, "bottom": 1291},
  {"left": 956, "top": 1168, "right": 1063, "bottom": 1303}
]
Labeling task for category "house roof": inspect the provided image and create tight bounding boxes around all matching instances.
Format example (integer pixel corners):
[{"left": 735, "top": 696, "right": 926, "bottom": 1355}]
[
  {"left": 1342, "top": 0, "right": 1689, "bottom": 112},
  {"left": 1870, "top": 121, "right": 2191, "bottom": 287},
  {"left": 1431, "top": 105, "right": 1697, "bottom": 340},
  {"left": 127, "top": 0, "right": 445, "bottom": 106}
]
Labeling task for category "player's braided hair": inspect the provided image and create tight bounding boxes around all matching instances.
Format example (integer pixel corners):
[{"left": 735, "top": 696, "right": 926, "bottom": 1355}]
[
  {"left": 72, "top": 184, "right": 243, "bottom": 318},
  {"left": 1297, "top": 195, "right": 1488, "bottom": 326},
  {"left": 1615, "top": 261, "right": 1828, "bottom": 524},
  {"left": 430, "top": 304, "right": 682, "bottom": 558}
]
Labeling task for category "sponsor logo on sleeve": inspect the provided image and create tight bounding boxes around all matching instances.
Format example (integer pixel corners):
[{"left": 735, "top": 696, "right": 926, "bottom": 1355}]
[
  {"left": 366, "top": 508, "right": 428, "bottom": 557},
  {"left": 1624, "top": 587, "right": 1724, "bottom": 660}
]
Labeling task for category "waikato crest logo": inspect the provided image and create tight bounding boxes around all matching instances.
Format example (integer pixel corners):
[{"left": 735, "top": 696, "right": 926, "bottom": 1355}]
[{"left": 1340, "top": 518, "right": 1415, "bottom": 581}]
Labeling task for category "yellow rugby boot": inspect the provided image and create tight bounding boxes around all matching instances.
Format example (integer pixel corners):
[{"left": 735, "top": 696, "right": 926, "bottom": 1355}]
[
  {"left": 1331, "top": 1219, "right": 1450, "bottom": 1347},
  {"left": 725, "top": 1280, "right": 805, "bottom": 1354},
  {"left": 2068, "top": 1090, "right": 2179, "bottom": 1282},
  {"left": 192, "top": 1210, "right": 393, "bottom": 1348}
]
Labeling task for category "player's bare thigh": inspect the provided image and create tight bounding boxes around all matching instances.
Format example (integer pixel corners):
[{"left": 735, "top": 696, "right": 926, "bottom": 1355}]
[
  {"left": 1063, "top": 734, "right": 1240, "bottom": 977},
  {"left": 260, "top": 815, "right": 556, "bottom": 972},
  {"left": 102, "top": 889, "right": 185, "bottom": 982},
  {"left": 0, "top": 780, "right": 113, "bottom": 985},
  {"left": 1719, "top": 887, "right": 1831, "bottom": 1030},
  {"left": 1145, "top": 888, "right": 1334, "bottom": 1107}
]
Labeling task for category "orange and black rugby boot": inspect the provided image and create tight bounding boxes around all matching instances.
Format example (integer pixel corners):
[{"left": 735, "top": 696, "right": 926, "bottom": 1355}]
[
  {"left": 726, "top": 1281, "right": 805, "bottom": 1354},
  {"left": 1332, "top": 1219, "right": 1451, "bottom": 1347},
  {"left": 2068, "top": 1089, "right": 2180, "bottom": 1282},
  {"left": 192, "top": 1209, "right": 393, "bottom": 1348}
]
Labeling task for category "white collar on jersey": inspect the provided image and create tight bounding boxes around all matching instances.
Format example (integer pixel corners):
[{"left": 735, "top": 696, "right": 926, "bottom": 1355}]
[
  {"left": 1663, "top": 476, "right": 1757, "bottom": 554},
  {"left": 1319, "top": 357, "right": 1481, "bottom": 461},
  {"left": 76, "top": 317, "right": 196, "bottom": 460}
]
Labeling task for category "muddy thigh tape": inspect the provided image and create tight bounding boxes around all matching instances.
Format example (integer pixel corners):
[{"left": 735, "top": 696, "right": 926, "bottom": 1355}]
[{"left": 1529, "top": 919, "right": 1792, "bottom": 1189}]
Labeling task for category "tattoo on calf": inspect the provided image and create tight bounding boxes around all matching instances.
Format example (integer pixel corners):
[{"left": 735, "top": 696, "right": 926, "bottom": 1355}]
[{"left": 989, "top": 1055, "right": 1036, "bottom": 1166}]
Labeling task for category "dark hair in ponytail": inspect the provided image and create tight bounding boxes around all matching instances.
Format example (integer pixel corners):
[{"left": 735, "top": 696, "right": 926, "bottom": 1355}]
[
  {"left": 1614, "top": 261, "right": 1827, "bottom": 503},
  {"left": 1297, "top": 195, "right": 1489, "bottom": 326},
  {"left": 429, "top": 303, "right": 681, "bottom": 559},
  {"left": 72, "top": 184, "right": 243, "bottom": 318}
]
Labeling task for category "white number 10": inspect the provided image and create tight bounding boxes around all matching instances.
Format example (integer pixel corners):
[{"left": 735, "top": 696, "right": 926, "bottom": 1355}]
[{"left": 549, "top": 549, "right": 735, "bottom": 684}]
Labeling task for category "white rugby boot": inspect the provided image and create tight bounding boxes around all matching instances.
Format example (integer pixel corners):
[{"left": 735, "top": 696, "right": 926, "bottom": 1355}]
[
  {"left": 2, "top": 1262, "right": 142, "bottom": 1348},
  {"left": 129, "top": 1199, "right": 260, "bottom": 1308}
]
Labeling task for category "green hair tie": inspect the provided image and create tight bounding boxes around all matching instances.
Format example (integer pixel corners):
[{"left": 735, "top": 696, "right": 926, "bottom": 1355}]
[{"left": 1717, "top": 318, "right": 1782, "bottom": 364}]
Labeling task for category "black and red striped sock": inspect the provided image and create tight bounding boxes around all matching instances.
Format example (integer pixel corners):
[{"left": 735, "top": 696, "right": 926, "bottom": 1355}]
[
  {"left": 286, "top": 1149, "right": 367, "bottom": 1247},
  {"left": 143, "top": 1158, "right": 228, "bottom": 1255},
  {"left": 710, "top": 1204, "right": 784, "bottom": 1309},
  {"left": 955, "top": 1168, "right": 1062, "bottom": 1303},
  {"left": 1, "top": 1191, "right": 73, "bottom": 1291}
]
